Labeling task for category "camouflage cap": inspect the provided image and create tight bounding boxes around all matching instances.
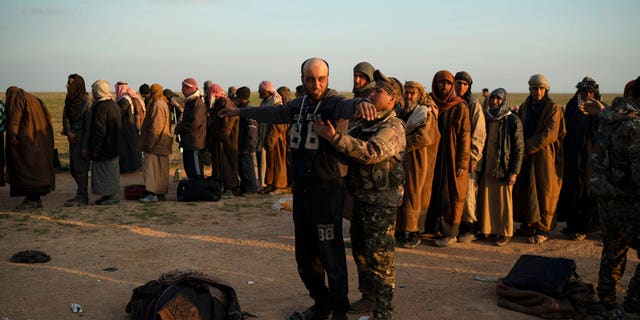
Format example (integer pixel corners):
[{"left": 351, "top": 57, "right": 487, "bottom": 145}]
[{"left": 374, "top": 69, "right": 402, "bottom": 99}]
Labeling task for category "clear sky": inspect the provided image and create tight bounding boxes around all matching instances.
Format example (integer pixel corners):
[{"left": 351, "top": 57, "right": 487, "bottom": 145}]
[{"left": 0, "top": 0, "right": 638, "bottom": 94}]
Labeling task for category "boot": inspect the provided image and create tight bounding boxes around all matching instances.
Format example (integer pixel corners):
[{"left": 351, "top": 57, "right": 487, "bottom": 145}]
[{"left": 348, "top": 294, "right": 375, "bottom": 314}]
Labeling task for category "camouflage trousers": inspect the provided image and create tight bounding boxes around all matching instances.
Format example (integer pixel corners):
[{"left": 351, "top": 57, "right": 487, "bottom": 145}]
[
  {"left": 597, "top": 197, "right": 640, "bottom": 313},
  {"left": 351, "top": 200, "right": 397, "bottom": 320}
]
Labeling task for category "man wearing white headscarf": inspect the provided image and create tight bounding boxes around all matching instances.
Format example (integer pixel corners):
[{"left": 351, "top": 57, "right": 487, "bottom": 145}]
[{"left": 89, "top": 80, "right": 122, "bottom": 205}]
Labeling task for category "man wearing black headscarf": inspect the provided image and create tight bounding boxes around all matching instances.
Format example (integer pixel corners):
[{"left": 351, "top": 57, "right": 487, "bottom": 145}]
[
  {"left": 62, "top": 74, "right": 93, "bottom": 206},
  {"left": 556, "top": 77, "right": 603, "bottom": 240}
]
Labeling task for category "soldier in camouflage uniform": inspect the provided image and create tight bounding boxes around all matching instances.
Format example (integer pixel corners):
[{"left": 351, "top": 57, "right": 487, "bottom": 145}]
[
  {"left": 590, "top": 76, "right": 640, "bottom": 319},
  {"left": 313, "top": 70, "right": 406, "bottom": 320}
]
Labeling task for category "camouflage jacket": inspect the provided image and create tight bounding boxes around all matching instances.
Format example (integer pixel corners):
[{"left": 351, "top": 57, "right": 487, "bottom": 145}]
[
  {"left": 591, "top": 97, "right": 640, "bottom": 198},
  {"left": 333, "top": 109, "right": 406, "bottom": 206}
]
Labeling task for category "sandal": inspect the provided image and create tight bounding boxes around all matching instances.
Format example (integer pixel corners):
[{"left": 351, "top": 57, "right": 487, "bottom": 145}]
[
  {"left": 528, "top": 234, "right": 548, "bottom": 244},
  {"left": 287, "top": 308, "right": 329, "bottom": 320}
]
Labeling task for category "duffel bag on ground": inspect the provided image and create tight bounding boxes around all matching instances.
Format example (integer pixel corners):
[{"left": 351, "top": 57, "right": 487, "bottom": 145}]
[{"left": 177, "top": 177, "right": 222, "bottom": 202}]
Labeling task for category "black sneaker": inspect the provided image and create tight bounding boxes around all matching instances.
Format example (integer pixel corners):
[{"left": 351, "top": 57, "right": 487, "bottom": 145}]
[
  {"left": 95, "top": 196, "right": 119, "bottom": 205},
  {"left": 403, "top": 232, "right": 422, "bottom": 248},
  {"left": 457, "top": 232, "right": 477, "bottom": 243},
  {"left": 14, "top": 198, "right": 42, "bottom": 211},
  {"left": 395, "top": 230, "right": 407, "bottom": 244}
]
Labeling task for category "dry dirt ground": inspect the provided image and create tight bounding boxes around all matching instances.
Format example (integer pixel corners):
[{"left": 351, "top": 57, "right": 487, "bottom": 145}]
[{"left": 0, "top": 169, "right": 637, "bottom": 320}]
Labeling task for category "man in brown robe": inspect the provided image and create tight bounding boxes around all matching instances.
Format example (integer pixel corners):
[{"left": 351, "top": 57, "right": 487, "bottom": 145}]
[
  {"left": 513, "top": 74, "right": 566, "bottom": 244},
  {"left": 395, "top": 81, "right": 440, "bottom": 248},
  {"left": 207, "top": 84, "right": 239, "bottom": 198},
  {"left": 258, "top": 80, "right": 288, "bottom": 194},
  {"left": 424, "top": 70, "right": 471, "bottom": 247},
  {"left": 138, "top": 84, "right": 173, "bottom": 203},
  {"left": 5, "top": 86, "right": 55, "bottom": 211}
]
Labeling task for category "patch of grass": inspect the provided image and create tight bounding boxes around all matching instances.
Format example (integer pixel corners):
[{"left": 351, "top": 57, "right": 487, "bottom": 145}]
[
  {"left": 33, "top": 228, "right": 51, "bottom": 235},
  {"left": 55, "top": 222, "right": 79, "bottom": 228},
  {"left": 127, "top": 205, "right": 184, "bottom": 225},
  {"left": 15, "top": 215, "right": 30, "bottom": 222},
  {"left": 0, "top": 214, "right": 10, "bottom": 219},
  {"left": 51, "top": 212, "right": 70, "bottom": 220}
]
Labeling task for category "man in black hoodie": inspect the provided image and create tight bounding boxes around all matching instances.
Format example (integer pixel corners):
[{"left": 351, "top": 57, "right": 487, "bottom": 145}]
[
  {"left": 89, "top": 80, "right": 122, "bottom": 205},
  {"left": 220, "top": 57, "right": 376, "bottom": 320}
]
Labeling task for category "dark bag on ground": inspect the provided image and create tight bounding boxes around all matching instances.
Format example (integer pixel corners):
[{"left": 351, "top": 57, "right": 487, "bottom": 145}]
[
  {"left": 497, "top": 254, "right": 599, "bottom": 319},
  {"left": 503, "top": 254, "right": 577, "bottom": 297},
  {"left": 177, "top": 177, "right": 221, "bottom": 202},
  {"left": 125, "top": 269, "right": 244, "bottom": 320}
]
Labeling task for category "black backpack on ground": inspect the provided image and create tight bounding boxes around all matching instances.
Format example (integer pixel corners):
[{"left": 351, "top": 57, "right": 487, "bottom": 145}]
[
  {"left": 503, "top": 254, "right": 577, "bottom": 297},
  {"left": 177, "top": 177, "right": 222, "bottom": 202},
  {"left": 125, "top": 270, "right": 244, "bottom": 320}
]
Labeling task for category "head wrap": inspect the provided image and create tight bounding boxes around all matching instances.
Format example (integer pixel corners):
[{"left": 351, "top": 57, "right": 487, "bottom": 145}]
[
  {"left": 373, "top": 70, "right": 402, "bottom": 100},
  {"left": 528, "top": 74, "right": 550, "bottom": 91},
  {"left": 203, "top": 80, "right": 213, "bottom": 92},
  {"left": 5, "top": 87, "right": 52, "bottom": 133},
  {"left": 353, "top": 62, "right": 375, "bottom": 82},
  {"left": 139, "top": 83, "right": 150, "bottom": 95},
  {"left": 631, "top": 76, "right": 640, "bottom": 98},
  {"left": 148, "top": 83, "right": 167, "bottom": 107},
  {"left": 430, "top": 70, "right": 465, "bottom": 110},
  {"left": 575, "top": 76, "right": 601, "bottom": 100},
  {"left": 486, "top": 88, "right": 510, "bottom": 120},
  {"left": 5, "top": 86, "right": 24, "bottom": 114},
  {"left": 127, "top": 88, "right": 146, "bottom": 113},
  {"left": 455, "top": 71, "right": 476, "bottom": 103},
  {"left": 92, "top": 80, "right": 112, "bottom": 101},
  {"left": 115, "top": 81, "right": 129, "bottom": 101},
  {"left": 404, "top": 81, "right": 434, "bottom": 106},
  {"left": 207, "top": 84, "right": 225, "bottom": 99},
  {"left": 236, "top": 86, "right": 251, "bottom": 100},
  {"left": 182, "top": 78, "right": 199, "bottom": 97},
  {"left": 65, "top": 74, "right": 87, "bottom": 113},
  {"left": 454, "top": 71, "right": 473, "bottom": 85},
  {"left": 624, "top": 80, "right": 635, "bottom": 99}
]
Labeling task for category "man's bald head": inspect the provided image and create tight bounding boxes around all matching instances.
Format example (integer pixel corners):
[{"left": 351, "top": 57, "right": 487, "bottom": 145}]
[
  {"left": 300, "top": 58, "right": 330, "bottom": 101},
  {"left": 301, "top": 58, "right": 329, "bottom": 77}
]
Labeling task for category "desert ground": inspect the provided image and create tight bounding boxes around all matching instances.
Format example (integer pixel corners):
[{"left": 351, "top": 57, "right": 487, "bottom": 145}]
[
  {"left": 1, "top": 91, "right": 636, "bottom": 319},
  {"left": 0, "top": 166, "right": 637, "bottom": 320}
]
